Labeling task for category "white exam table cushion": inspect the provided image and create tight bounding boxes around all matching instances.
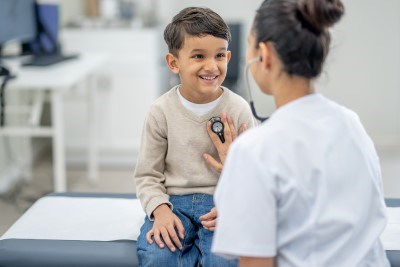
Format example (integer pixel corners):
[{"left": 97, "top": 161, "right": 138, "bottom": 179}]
[{"left": 0, "top": 196, "right": 146, "bottom": 241}]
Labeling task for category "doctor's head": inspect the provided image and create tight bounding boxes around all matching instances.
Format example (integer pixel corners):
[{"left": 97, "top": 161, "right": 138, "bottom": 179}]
[
  {"left": 246, "top": 0, "right": 345, "bottom": 95},
  {"left": 164, "top": 7, "right": 232, "bottom": 104}
]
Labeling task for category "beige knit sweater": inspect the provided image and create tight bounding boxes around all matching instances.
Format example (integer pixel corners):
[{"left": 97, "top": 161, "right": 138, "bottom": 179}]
[{"left": 134, "top": 86, "right": 256, "bottom": 218}]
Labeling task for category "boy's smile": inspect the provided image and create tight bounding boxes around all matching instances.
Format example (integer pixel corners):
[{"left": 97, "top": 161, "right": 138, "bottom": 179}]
[{"left": 166, "top": 35, "right": 231, "bottom": 104}]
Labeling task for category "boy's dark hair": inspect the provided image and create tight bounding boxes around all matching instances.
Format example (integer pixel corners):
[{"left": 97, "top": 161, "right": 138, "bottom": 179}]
[
  {"left": 253, "top": 0, "right": 344, "bottom": 78},
  {"left": 164, "top": 7, "right": 231, "bottom": 57}
]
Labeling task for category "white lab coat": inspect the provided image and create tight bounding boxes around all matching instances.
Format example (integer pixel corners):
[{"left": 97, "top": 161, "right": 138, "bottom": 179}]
[{"left": 212, "top": 93, "right": 389, "bottom": 267}]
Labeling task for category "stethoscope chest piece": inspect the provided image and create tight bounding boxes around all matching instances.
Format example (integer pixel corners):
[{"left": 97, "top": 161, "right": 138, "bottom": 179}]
[{"left": 209, "top": 116, "right": 225, "bottom": 143}]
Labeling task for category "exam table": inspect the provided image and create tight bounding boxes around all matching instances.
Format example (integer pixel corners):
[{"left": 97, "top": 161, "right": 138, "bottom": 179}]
[
  {"left": 0, "top": 194, "right": 399, "bottom": 267},
  {"left": 0, "top": 193, "right": 141, "bottom": 267},
  {"left": 385, "top": 198, "right": 400, "bottom": 266}
]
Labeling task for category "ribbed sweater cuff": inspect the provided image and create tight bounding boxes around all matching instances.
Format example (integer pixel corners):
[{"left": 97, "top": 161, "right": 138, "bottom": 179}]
[{"left": 146, "top": 195, "right": 173, "bottom": 221}]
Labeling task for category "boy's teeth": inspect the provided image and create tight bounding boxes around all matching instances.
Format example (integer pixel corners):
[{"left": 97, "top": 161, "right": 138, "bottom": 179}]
[{"left": 201, "top": 76, "right": 216, "bottom": 80}]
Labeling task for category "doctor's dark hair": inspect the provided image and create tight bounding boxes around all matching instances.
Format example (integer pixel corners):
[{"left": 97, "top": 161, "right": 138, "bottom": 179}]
[
  {"left": 164, "top": 7, "right": 231, "bottom": 57},
  {"left": 253, "top": 0, "right": 344, "bottom": 78}
]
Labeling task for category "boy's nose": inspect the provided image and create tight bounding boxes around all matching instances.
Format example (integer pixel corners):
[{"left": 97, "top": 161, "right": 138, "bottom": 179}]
[{"left": 204, "top": 59, "right": 218, "bottom": 71}]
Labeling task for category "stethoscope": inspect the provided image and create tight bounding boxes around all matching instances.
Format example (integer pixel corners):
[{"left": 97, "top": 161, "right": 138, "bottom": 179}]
[
  {"left": 244, "top": 57, "right": 270, "bottom": 123},
  {"left": 209, "top": 57, "right": 270, "bottom": 143}
]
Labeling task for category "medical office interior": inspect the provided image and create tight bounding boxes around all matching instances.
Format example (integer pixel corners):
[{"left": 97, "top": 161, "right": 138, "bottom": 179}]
[{"left": 0, "top": 0, "right": 399, "bottom": 256}]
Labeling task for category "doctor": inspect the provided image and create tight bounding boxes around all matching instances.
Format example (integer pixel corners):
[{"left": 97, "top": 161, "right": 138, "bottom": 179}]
[{"left": 202, "top": 0, "right": 390, "bottom": 266}]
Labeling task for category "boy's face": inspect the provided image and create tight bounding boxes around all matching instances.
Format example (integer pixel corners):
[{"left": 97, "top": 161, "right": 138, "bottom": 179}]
[{"left": 166, "top": 34, "right": 231, "bottom": 104}]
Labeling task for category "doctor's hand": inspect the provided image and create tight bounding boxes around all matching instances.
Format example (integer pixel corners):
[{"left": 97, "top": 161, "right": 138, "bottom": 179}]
[
  {"left": 203, "top": 113, "right": 247, "bottom": 173},
  {"left": 147, "top": 204, "right": 185, "bottom": 252},
  {"left": 199, "top": 207, "right": 217, "bottom": 231}
]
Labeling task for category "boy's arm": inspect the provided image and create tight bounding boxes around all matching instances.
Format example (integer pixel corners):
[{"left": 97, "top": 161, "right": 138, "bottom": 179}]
[
  {"left": 134, "top": 112, "right": 171, "bottom": 219},
  {"left": 135, "top": 111, "right": 185, "bottom": 252}
]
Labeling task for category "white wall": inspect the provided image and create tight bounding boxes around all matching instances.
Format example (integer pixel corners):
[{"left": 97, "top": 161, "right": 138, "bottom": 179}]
[
  {"left": 157, "top": 0, "right": 261, "bottom": 74},
  {"left": 319, "top": 0, "right": 400, "bottom": 147},
  {"left": 1, "top": 0, "right": 399, "bottom": 191},
  {"left": 58, "top": 0, "right": 83, "bottom": 26},
  {"left": 158, "top": 0, "right": 260, "bottom": 26},
  {"left": 60, "top": 29, "right": 161, "bottom": 167},
  {"left": 158, "top": 0, "right": 400, "bottom": 198},
  {"left": 169, "top": 0, "right": 400, "bottom": 149},
  {"left": 162, "top": 0, "right": 400, "bottom": 148}
]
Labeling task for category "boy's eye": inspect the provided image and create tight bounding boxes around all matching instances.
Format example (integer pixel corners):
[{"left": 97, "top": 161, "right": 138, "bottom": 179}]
[
  {"left": 193, "top": 54, "right": 204, "bottom": 59},
  {"left": 216, "top": 53, "right": 226, "bottom": 58}
]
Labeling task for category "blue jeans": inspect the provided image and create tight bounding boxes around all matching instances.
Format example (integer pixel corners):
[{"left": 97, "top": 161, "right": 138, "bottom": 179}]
[{"left": 137, "top": 194, "right": 237, "bottom": 267}]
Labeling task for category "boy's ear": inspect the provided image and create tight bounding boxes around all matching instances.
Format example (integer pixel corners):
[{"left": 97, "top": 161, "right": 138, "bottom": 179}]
[
  {"left": 226, "top": 50, "right": 232, "bottom": 63},
  {"left": 165, "top": 53, "right": 180, "bottom": 74}
]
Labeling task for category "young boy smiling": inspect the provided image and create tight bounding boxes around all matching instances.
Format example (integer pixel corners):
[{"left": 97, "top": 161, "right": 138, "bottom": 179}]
[{"left": 134, "top": 7, "right": 255, "bottom": 266}]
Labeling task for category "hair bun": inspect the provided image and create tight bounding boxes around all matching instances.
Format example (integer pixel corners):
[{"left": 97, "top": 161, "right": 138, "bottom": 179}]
[{"left": 297, "top": 0, "right": 345, "bottom": 33}]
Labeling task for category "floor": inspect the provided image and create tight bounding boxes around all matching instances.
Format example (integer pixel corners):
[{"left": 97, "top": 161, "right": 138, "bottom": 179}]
[{"left": 0, "top": 148, "right": 399, "bottom": 236}]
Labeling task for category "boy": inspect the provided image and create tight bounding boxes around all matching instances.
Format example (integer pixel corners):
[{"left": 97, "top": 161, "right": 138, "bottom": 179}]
[{"left": 134, "top": 7, "right": 255, "bottom": 266}]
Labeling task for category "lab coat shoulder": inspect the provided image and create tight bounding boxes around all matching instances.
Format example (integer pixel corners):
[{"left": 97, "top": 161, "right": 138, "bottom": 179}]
[
  {"left": 337, "top": 104, "right": 379, "bottom": 161},
  {"left": 339, "top": 105, "right": 370, "bottom": 140},
  {"left": 231, "top": 119, "right": 290, "bottom": 164}
]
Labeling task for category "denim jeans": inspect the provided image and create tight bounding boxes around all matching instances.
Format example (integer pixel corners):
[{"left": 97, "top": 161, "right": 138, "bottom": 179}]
[{"left": 137, "top": 194, "right": 237, "bottom": 267}]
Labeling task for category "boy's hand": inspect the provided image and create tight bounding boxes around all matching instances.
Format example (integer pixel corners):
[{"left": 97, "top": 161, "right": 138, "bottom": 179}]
[
  {"left": 147, "top": 204, "right": 185, "bottom": 252},
  {"left": 199, "top": 207, "right": 217, "bottom": 231},
  {"left": 203, "top": 113, "right": 247, "bottom": 173}
]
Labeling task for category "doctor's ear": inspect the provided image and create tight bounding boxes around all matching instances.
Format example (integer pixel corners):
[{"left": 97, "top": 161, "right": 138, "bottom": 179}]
[
  {"left": 258, "top": 42, "right": 273, "bottom": 72},
  {"left": 166, "top": 53, "right": 180, "bottom": 74}
]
